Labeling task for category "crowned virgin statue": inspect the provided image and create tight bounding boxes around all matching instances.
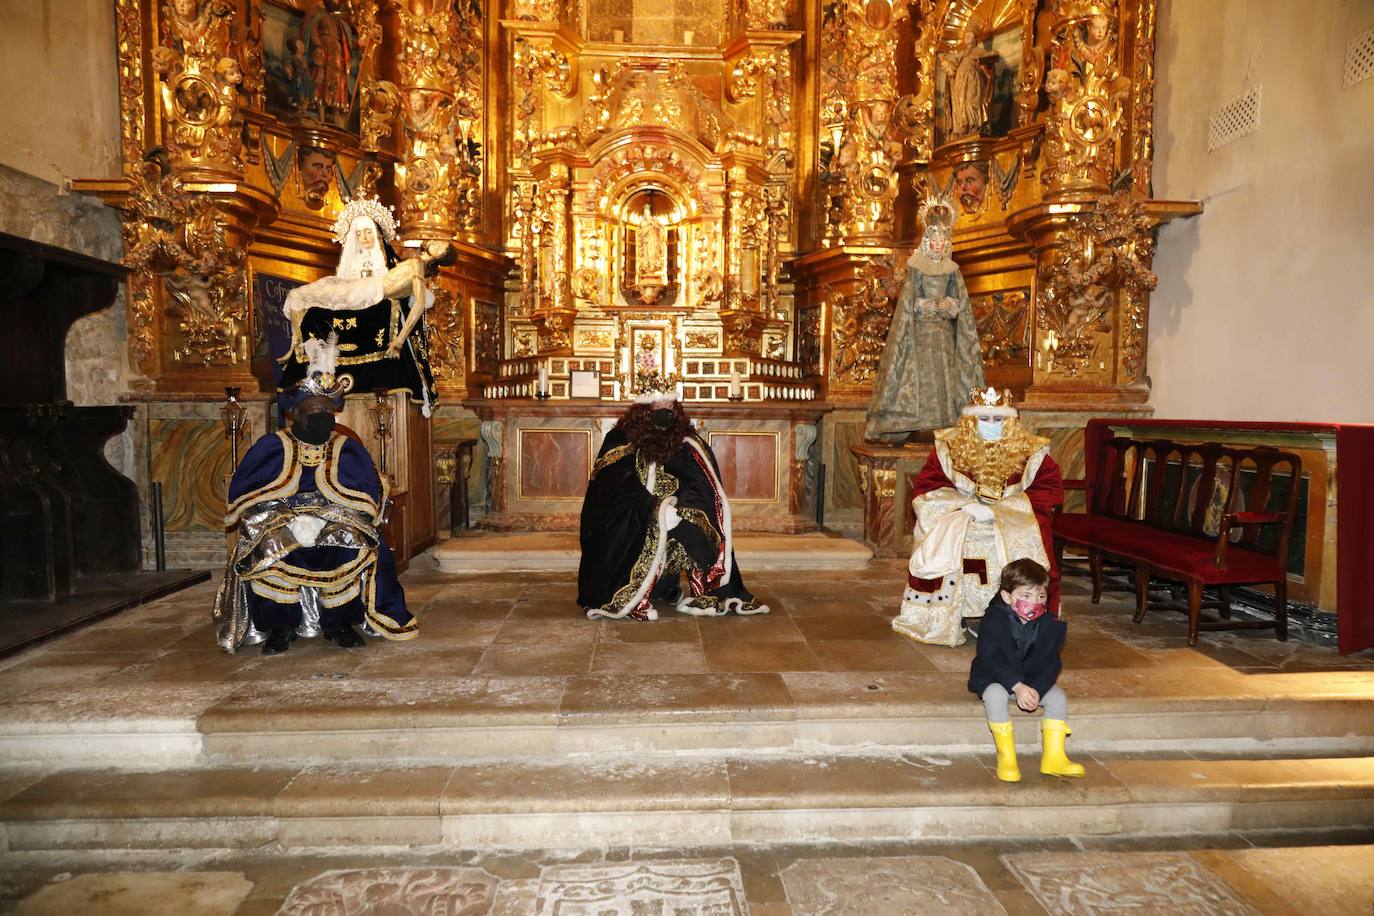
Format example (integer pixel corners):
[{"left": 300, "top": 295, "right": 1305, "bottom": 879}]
[
  {"left": 278, "top": 196, "right": 453, "bottom": 416},
  {"left": 865, "top": 191, "right": 986, "bottom": 441}
]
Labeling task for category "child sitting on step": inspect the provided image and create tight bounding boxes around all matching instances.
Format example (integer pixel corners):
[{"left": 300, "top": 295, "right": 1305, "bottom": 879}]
[{"left": 968, "top": 558, "right": 1084, "bottom": 783}]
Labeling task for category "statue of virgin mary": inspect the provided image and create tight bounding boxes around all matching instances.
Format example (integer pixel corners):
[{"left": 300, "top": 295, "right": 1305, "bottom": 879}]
[
  {"left": 865, "top": 190, "right": 985, "bottom": 441},
  {"left": 278, "top": 196, "right": 449, "bottom": 416}
]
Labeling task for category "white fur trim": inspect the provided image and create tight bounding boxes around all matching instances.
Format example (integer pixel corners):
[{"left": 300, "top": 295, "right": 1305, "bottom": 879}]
[
  {"left": 674, "top": 594, "right": 726, "bottom": 617},
  {"left": 684, "top": 436, "right": 733, "bottom": 584},
  {"left": 632, "top": 383, "right": 683, "bottom": 405},
  {"left": 960, "top": 404, "right": 1018, "bottom": 417},
  {"left": 584, "top": 497, "right": 674, "bottom": 620}
]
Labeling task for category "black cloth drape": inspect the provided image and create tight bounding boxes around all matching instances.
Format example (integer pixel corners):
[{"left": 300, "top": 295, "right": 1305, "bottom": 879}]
[{"left": 577, "top": 427, "right": 757, "bottom": 617}]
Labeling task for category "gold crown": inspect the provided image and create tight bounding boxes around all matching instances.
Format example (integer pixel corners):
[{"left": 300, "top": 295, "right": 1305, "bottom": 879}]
[
  {"left": 331, "top": 195, "right": 398, "bottom": 246},
  {"left": 632, "top": 371, "right": 682, "bottom": 402},
  {"left": 969, "top": 386, "right": 1014, "bottom": 409},
  {"left": 918, "top": 189, "right": 957, "bottom": 231}
]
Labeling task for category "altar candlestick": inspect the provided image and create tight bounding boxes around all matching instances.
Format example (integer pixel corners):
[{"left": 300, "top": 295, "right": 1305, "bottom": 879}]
[
  {"left": 537, "top": 365, "right": 549, "bottom": 397},
  {"left": 728, "top": 369, "right": 743, "bottom": 401}
]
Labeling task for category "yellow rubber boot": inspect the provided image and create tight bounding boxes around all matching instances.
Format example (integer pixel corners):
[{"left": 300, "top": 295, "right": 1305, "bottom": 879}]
[
  {"left": 1040, "top": 719, "right": 1086, "bottom": 778},
  {"left": 988, "top": 720, "right": 1021, "bottom": 782}
]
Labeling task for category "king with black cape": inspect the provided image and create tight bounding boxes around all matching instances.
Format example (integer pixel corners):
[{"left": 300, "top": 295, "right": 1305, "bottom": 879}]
[{"left": 577, "top": 395, "right": 769, "bottom": 621}]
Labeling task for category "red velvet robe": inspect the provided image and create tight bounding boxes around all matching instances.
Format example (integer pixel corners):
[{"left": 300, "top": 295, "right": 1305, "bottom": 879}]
[{"left": 908, "top": 449, "right": 1065, "bottom": 613}]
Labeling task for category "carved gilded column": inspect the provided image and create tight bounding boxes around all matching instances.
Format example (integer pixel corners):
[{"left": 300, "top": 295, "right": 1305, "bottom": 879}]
[
  {"left": 532, "top": 156, "right": 574, "bottom": 353},
  {"left": 78, "top": 0, "right": 278, "bottom": 393},
  {"left": 391, "top": 0, "right": 460, "bottom": 242},
  {"left": 835, "top": 0, "right": 906, "bottom": 246}
]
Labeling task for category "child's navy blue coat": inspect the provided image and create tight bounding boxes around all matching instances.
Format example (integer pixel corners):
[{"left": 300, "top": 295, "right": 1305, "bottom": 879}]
[{"left": 967, "top": 595, "right": 1066, "bottom": 697}]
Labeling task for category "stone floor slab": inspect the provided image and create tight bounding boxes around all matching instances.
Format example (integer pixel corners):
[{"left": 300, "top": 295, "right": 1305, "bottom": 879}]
[
  {"left": 11, "top": 871, "right": 253, "bottom": 916},
  {"left": 276, "top": 867, "right": 498, "bottom": 915},
  {"left": 780, "top": 855, "right": 1007, "bottom": 915},
  {"left": 1002, "top": 850, "right": 1261, "bottom": 915},
  {"left": 532, "top": 859, "right": 748, "bottom": 915}
]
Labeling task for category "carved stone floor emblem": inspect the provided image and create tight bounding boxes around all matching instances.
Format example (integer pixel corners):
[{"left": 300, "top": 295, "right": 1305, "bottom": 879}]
[
  {"left": 780, "top": 855, "right": 1007, "bottom": 915},
  {"left": 533, "top": 859, "right": 747, "bottom": 915},
  {"left": 276, "top": 867, "right": 498, "bottom": 915},
  {"left": 1003, "top": 852, "right": 1261, "bottom": 916}
]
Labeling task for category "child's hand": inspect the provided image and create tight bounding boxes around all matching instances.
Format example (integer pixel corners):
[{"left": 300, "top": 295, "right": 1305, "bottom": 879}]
[{"left": 1012, "top": 684, "right": 1040, "bottom": 712}]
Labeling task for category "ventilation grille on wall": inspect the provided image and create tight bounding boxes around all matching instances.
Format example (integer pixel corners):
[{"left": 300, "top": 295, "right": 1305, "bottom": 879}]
[
  {"left": 1207, "top": 85, "right": 1262, "bottom": 151},
  {"left": 1345, "top": 25, "right": 1374, "bottom": 88}
]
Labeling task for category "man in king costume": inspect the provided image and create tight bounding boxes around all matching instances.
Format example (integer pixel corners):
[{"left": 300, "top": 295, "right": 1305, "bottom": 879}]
[
  {"left": 577, "top": 375, "right": 769, "bottom": 621},
  {"left": 278, "top": 195, "right": 449, "bottom": 417},
  {"left": 213, "top": 337, "right": 418, "bottom": 654},
  {"left": 866, "top": 190, "right": 985, "bottom": 442},
  {"left": 894, "top": 387, "right": 1064, "bottom": 647}
]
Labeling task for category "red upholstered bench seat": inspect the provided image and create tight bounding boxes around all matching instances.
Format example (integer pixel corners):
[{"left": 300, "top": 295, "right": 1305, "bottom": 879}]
[
  {"left": 1052, "top": 436, "right": 1299, "bottom": 645},
  {"left": 1054, "top": 513, "right": 1284, "bottom": 585}
]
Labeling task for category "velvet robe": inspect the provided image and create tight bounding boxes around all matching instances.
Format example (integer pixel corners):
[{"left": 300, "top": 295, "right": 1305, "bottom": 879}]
[{"left": 577, "top": 427, "right": 761, "bottom": 620}]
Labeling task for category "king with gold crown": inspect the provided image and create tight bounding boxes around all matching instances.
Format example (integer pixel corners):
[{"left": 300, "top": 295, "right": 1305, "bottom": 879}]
[
  {"left": 893, "top": 386, "right": 1065, "bottom": 647},
  {"left": 576, "top": 373, "right": 769, "bottom": 622}
]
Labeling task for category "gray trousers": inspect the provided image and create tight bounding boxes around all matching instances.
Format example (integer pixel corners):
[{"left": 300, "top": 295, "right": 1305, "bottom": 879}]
[{"left": 982, "top": 683, "right": 1068, "bottom": 723}]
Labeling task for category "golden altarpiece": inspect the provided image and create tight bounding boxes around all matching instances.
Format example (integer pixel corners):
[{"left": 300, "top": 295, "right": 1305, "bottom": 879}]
[{"left": 74, "top": 0, "right": 1197, "bottom": 557}]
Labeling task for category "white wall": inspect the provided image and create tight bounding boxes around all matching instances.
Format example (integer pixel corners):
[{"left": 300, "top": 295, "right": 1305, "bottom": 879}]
[
  {"left": 0, "top": 0, "right": 122, "bottom": 183},
  {"left": 1148, "top": 0, "right": 1374, "bottom": 423}
]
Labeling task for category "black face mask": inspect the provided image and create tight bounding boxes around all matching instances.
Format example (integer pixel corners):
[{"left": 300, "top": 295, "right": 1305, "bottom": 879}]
[
  {"left": 293, "top": 411, "right": 336, "bottom": 445},
  {"left": 651, "top": 408, "right": 676, "bottom": 429}
]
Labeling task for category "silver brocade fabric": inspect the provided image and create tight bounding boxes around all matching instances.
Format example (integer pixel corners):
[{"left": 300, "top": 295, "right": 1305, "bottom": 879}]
[{"left": 212, "top": 493, "right": 379, "bottom": 654}]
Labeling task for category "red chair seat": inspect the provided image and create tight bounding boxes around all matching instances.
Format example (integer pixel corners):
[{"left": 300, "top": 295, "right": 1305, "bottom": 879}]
[{"left": 1055, "top": 514, "right": 1283, "bottom": 585}]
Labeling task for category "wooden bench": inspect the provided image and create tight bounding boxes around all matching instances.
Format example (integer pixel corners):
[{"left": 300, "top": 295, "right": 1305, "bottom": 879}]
[{"left": 1053, "top": 436, "right": 1301, "bottom": 645}]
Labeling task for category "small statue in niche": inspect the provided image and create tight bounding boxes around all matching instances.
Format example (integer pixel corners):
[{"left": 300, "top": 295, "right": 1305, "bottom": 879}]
[
  {"left": 946, "top": 29, "right": 998, "bottom": 138},
  {"left": 635, "top": 202, "right": 667, "bottom": 284},
  {"left": 865, "top": 190, "right": 986, "bottom": 442},
  {"left": 302, "top": 1, "right": 358, "bottom": 126},
  {"left": 283, "top": 38, "right": 312, "bottom": 110}
]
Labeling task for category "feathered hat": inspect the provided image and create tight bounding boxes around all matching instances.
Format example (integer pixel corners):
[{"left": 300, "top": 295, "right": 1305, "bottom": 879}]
[
  {"left": 284, "top": 333, "right": 352, "bottom": 411},
  {"left": 962, "top": 385, "right": 1017, "bottom": 418}
]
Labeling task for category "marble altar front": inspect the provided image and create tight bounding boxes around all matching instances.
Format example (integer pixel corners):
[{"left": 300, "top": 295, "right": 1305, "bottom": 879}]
[{"left": 468, "top": 400, "right": 827, "bottom": 533}]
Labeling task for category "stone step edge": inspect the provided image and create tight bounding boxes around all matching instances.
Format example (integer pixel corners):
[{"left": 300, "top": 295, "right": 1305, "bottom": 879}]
[
  {"left": 4, "top": 756, "right": 1372, "bottom": 852},
  {"left": 3, "top": 702, "right": 1371, "bottom": 770}
]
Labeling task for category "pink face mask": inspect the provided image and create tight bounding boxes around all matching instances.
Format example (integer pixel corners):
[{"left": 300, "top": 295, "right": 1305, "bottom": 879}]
[{"left": 1013, "top": 598, "right": 1048, "bottom": 623}]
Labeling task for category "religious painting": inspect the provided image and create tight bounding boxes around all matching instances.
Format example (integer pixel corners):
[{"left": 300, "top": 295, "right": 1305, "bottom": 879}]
[
  {"left": 935, "top": 25, "right": 1023, "bottom": 146},
  {"left": 251, "top": 271, "right": 304, "bottom": 417},
  {"left": 472, "top": 300, "right": 501, "bottom": 375},
  {"left": 262, "top": 1, "right": 362, "bottom": 132}
]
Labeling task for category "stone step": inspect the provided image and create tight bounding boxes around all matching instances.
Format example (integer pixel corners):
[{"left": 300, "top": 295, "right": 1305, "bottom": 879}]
[
  {"left": 4, "top": 754, "right": 1372, "bottom": 852},
  {"left": 3, "top": 673, "right": 1371, "bottom": 770},
  {"left": 431, "top": 530, "right": 874, "bottom": 573}
]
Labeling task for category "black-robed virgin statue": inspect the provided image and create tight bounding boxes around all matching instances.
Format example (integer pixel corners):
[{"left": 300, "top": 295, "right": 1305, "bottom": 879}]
[
  {"left": 278, "top": 196, "right": 448, "bottom": 415},
  {"left": 577, "top": 375, "right": 770, "bottom": 621}
]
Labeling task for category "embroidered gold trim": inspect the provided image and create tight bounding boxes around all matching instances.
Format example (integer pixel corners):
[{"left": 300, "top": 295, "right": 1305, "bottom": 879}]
[
  {"left": 603, "top": 507, "right": 664, "bottom": 614},
  {"left": 225, "top": 432, "right": 302, "bottom": 525},
  {"left": 317, "top": 436, "right": 383, "bottom": 520},
  {"left": 678, "top": 507, "right": 721, "bottom": 547},
  {"left": 940, "top": 417, "right": 1049, "bottom": 501},
  {"left": 590, "top": 443, "right": 633, "bottom": 480}
]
